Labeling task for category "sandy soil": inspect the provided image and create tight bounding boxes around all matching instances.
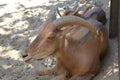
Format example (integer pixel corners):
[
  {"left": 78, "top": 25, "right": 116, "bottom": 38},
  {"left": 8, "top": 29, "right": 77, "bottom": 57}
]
[{"left": 0, "top": 0, "right": 119, "bottom": 80}]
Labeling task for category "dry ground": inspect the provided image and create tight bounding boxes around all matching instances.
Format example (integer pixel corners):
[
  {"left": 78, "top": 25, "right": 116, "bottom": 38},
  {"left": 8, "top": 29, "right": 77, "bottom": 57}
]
[{"left": 0, "top": 0, "right": 119, "bottom": 80}]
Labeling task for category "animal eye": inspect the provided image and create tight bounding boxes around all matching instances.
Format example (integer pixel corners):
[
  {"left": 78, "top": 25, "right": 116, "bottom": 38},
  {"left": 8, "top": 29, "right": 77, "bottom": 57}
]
[
  {"left": 46, "top": 32, "right": 56, "bottom": 40},
  {"left": 47, "top": 35, "right": 55, "bottom": 40}
]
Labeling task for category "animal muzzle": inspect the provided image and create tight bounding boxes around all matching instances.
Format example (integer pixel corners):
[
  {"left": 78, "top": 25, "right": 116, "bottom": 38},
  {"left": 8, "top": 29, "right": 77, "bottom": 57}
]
[{"left": 22, "top": 53, "right": 32, "bottom": 63}]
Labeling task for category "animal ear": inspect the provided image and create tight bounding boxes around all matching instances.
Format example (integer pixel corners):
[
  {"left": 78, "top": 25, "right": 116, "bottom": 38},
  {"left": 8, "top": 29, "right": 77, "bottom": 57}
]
[
  {"left": 47, "top": 32, "right": 56, "bottom": 40},
  {"left": 65, "top": 33, "right": 72, "bottom": 41}
]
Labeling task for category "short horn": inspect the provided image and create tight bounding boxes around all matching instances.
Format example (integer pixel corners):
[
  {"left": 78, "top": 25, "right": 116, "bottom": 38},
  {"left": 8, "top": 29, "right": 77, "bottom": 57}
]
[{"left": 52, "top": 16, "right": 97, "bottom": 36}]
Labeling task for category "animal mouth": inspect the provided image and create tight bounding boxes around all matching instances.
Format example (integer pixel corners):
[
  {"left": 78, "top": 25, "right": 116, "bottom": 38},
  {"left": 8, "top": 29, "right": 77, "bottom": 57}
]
[{"left": 22, "top": 53, "right": 48, "bottom": 62}]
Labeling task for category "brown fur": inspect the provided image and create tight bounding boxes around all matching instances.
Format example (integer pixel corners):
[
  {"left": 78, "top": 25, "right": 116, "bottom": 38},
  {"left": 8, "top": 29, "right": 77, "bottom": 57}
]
[{"left": 23, "top": 4, "right": 108, "bottom": 80}]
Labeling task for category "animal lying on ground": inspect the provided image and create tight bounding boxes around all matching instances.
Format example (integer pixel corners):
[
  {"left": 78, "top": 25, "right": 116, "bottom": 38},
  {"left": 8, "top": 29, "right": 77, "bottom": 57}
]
[{"left": 22, "top": 3, "right": 108, "bottom": 80}]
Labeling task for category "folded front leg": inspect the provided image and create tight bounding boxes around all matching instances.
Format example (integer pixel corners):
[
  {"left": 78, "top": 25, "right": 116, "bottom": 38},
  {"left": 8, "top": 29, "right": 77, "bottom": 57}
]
[{"left": 52, "top": 56, "right": 68, "bottom": 80}]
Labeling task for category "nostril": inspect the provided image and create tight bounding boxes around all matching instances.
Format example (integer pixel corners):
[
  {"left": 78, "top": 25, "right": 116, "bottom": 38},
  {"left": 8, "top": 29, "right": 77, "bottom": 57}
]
[{"left": 22, "top": 54, "right": 28, "bottom": 58}]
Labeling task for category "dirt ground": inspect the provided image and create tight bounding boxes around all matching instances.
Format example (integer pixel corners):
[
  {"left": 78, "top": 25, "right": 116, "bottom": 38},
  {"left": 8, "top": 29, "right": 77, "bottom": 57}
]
[{"left": 0, "top": 0, "right": 119, "bottom": 80}]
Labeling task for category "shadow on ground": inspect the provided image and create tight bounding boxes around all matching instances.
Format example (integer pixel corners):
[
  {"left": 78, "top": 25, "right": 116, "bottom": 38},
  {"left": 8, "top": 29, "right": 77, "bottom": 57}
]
[{"left": 0, "top": 0, "right": 118, "bottom": 80}]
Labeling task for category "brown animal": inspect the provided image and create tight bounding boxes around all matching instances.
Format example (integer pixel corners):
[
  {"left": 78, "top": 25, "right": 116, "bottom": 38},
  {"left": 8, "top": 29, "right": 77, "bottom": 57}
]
[{"left": 23, "top": 4, "right": 108, "bottom": 80}]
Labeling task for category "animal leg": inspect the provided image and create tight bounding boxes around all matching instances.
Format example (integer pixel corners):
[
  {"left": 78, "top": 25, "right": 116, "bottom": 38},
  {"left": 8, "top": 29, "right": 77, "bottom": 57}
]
[
  {"left": 70, "top": 75, "right": 92, "bottom": 80},
  {"left": 52, "top": 56, "right": 67, "bottom": 80}
]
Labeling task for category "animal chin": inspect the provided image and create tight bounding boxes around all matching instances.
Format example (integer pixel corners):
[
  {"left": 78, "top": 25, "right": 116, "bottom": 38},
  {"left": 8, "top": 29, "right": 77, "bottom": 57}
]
[{"left": 33, "top": 52, "right": 53, "bottom": 60}]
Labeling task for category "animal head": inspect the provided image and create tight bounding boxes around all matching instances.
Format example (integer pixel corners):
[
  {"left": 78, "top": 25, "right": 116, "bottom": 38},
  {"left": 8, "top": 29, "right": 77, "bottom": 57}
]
[
  {"left": 83, "top": 5, "right": 107, "bottom": 25},
  {"left": 25, "top": 24, "right": 59, "bottom": 60},
  {"left": 63, "top": 3, "right": 107, "bottom": 25}
]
